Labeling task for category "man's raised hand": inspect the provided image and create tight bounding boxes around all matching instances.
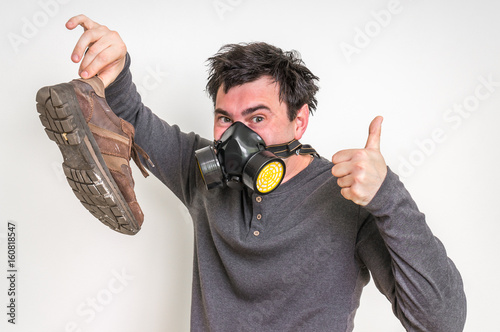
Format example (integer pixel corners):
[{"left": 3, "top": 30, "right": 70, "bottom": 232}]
[
  {"left": 331, "top": 116, "right": 388, "bottom": 206},
  {"left": 66, "top": 15, "right": 127, "bottom": 88}
]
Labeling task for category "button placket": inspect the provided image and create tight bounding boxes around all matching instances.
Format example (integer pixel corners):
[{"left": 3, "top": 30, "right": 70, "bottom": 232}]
[{"left": 252, "top": 194, "right": 264, "bottom": 237}]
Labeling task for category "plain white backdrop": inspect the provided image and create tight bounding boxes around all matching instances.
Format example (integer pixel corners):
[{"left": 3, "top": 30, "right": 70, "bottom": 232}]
[{"left": 1, "top": 0, "right": 499, "bottom": 331}]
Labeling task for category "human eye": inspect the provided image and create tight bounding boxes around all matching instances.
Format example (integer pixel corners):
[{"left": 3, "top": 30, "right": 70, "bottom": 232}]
[
  {"left": 251, "top": 115, "right": 264, "bottom": 123},
  {"left": 218, "top": 116, "right": 232, "bottom": 124}
]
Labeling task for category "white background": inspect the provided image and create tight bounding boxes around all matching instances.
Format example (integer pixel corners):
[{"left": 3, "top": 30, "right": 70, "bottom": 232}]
[{"left": 1, "top": 0, "right": 499, "bottom": 331}]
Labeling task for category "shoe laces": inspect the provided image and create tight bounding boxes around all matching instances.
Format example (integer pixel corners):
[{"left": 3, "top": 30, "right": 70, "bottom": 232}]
[{"left": 131, "top": 139, "right": 154, "bottom": 178}]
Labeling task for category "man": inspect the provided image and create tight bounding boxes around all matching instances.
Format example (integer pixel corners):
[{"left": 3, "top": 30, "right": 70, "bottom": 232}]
[{"left": 61, "top": 14, "right": 466, "bottom": 331}]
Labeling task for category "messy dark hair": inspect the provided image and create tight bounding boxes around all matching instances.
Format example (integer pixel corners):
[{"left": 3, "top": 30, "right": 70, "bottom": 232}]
[{"left": 206, "top": 42, "right": 320, "bottom": 121}]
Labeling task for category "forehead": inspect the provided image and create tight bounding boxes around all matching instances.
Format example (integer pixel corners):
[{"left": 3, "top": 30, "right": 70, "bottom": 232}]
[{"left": 215, "top": 76, "right": 281, "bottom": 106}]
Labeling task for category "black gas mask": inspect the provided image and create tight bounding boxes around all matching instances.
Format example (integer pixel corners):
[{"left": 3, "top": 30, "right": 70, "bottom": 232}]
[{"left": 195, "top": 122, "right": 318, "bottom": 195}]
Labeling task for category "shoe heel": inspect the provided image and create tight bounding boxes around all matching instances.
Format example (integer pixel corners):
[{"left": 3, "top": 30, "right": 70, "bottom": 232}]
[{"left": 36, "top": 84, "right": 83, "bottom": 146}]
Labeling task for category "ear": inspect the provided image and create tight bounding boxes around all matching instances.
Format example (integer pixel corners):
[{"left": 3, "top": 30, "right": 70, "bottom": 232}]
[{"left": 293, "top": 104, "right": 310, "bottom": 140}]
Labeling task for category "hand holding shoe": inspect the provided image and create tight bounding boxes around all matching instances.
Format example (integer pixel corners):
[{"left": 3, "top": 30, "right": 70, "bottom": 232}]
[{"left": 66, "top": 15, "right": 127, "bottom": 88}]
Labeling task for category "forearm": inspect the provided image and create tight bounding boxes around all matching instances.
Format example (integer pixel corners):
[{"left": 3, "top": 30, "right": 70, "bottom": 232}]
[
  {"left": 104, "top": 53, "right": 142, "bottom": 125},
  {"left": 103, "top": 53, "right": 210, "bottom": 204},
  {"left": 359, "top": 168, "right": 466, "bottom": 331}
]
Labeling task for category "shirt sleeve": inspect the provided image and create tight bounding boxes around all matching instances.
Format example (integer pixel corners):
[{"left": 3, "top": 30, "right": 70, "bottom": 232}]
[
  {"left": 104, "top": 53, "right": 211, "bottom": 205},
  {"left": 356, "top": 168, "right": 467, "bottom": 331}
]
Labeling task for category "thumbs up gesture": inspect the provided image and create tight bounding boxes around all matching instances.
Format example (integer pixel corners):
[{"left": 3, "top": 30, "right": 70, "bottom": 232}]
[{"left": 331, "top": 116, "right": 388, "bottom": 206}]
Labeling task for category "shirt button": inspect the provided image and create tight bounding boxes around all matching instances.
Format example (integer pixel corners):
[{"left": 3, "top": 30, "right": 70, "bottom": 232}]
[
  {"left": 256, "top": 196, "right": 262, "bottom": 203},
  {"left": 254, "top": 231, "right": 260, "bottom": 236},
  {"left": 256, "top": 214, "right": 262, "bottom": 220}
]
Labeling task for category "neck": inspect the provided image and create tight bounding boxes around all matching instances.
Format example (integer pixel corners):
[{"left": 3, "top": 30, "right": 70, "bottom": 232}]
[{"left": 281, "top": 154, "right": 313, "bottom": 183}]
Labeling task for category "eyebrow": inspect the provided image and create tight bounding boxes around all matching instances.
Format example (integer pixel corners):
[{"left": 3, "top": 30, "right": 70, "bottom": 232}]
[{"left": 214, "top": 105, "right": 272, "bottom": 117}]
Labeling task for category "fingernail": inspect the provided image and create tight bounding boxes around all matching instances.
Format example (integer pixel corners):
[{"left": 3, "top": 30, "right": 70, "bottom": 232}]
[
  {"left": 81, "top": 71, "right": 89, "bottom": 78},
  {"left": 72, "top": 54, "right": 79, "bottom": 62}
]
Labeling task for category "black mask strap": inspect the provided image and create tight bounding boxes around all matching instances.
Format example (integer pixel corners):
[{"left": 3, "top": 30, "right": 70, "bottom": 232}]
[{"left": 266, "top": 139, "right": 319, "bottom": 158}]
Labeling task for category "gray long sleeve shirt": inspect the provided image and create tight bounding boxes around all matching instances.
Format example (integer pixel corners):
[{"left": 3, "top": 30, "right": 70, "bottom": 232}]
[{"left": 105, "top": 54, "right": 466, "bottom": 331}]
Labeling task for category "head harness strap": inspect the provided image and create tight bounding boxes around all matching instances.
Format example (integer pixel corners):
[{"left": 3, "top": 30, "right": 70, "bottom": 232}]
[{"left": 266, "top": 139, "right": 319, "bottom": 158}]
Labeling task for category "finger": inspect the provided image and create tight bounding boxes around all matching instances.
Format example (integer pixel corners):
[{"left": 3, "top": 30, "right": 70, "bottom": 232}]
[
  {"left": 340, "top": 187, "right": 354, "bottom": 202},
  {"left": 332, "top": 149, "right": 358, "bottom": 165},
  {"left": 81, "top": 45, "right": 124, "bottom": 80},
  {"left": 336, "top": 174, "right": 354, "bottom": 189},
  {"left": 96, "top": 57, "right": 126, "bottom": 87},
  {"left": 67, "top": 17, "right": 103, "bottom": 63},
  {"left": 65, "top": 14, "right": 99, "bottom": 31},
  {"left": 78, "top": 30, "right": 126, "bottom": 77},
  {"left": 331, "top": 161, "right": 352, "bottom": 179},
  {"left": 364, "top": 116, "right": 383, "bottom": 150},
  {"left": 77, "top": 32, "right": 110, "bottom": 74},
  {"left": 71, "top": 29, "right": 97, "bottom": 63},
  {"left": 73, "top": 25, "right": 114, "bottom": 67}
]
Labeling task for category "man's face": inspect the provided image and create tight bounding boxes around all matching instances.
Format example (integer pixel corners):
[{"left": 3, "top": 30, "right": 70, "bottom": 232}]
[{"left": 213, "top": 76, "right": 304, "bottom": 146}]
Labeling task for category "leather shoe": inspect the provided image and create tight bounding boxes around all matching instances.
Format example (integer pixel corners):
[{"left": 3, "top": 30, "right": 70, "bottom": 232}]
[{"left": 35, "top": 76, "right": 151, "bottom": 235}]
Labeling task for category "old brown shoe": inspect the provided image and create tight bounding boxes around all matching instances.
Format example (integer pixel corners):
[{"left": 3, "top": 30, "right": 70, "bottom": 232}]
[{"left": 35, "top": 76, "right": 151, "bottom": 235}]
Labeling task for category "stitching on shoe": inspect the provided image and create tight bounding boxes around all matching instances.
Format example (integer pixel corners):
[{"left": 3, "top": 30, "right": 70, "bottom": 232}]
[
  {"left": 108, "top": 168, "right": 139, "bottom": 202},
  {"left": 85, "top": 93, "right": 94, "bottom": 123},
  {"left": 99, "top": 91, "right": 121, "bottom": 131},
  {"left": 87, "top": 91, "right": 121, "bottom": 132},
  {"left": 109, "top": 168, "right": 120, "bottom": 173},
  {"left": 120, "top": 119, "right": 133, "bottom": 135},
  {"left": 101, "top": 150, "right": 129, "bottom": 159},
  {"left": 105, "top": 158, "right": 128, "bottom": 172},
  {"left": 90, "top": 127, "right": 129, "bottom": 146}
]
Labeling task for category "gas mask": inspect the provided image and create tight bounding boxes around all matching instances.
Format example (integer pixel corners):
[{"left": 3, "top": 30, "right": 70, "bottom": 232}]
[{"left": 195, "top": 122, "right": 318, "bottom": 195}]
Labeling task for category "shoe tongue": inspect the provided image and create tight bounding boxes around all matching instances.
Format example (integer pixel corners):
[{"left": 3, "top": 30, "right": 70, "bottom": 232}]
[{"left": 77, "top": 76, "right": 105, "bottom": 98}]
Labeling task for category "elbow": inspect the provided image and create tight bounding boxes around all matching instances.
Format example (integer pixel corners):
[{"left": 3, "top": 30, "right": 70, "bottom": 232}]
[{"left": 395, "top": 279, "right": 467, "bottom": 331}]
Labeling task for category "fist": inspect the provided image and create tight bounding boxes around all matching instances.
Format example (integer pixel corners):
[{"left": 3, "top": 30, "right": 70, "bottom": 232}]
[{"left": 331, "top": 116, "right": 387, "bottom": 206}]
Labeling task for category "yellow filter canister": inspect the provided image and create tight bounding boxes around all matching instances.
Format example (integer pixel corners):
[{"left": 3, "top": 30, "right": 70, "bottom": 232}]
[{"left": 255, "top": 161, "right": 284, "bottom": 194}]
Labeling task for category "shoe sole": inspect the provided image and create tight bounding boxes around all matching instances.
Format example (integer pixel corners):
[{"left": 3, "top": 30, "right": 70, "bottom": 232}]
[{"left": 36, "top": 83, "right": 140, "bottom": 235}]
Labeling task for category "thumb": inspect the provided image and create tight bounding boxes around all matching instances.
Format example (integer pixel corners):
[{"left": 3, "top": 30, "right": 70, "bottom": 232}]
[
  {"left": 364, "top": 116, "right": 383, "bottom": 150},
  {"left": 95, "top": 57, "right": 126, "bottom": 88}
]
